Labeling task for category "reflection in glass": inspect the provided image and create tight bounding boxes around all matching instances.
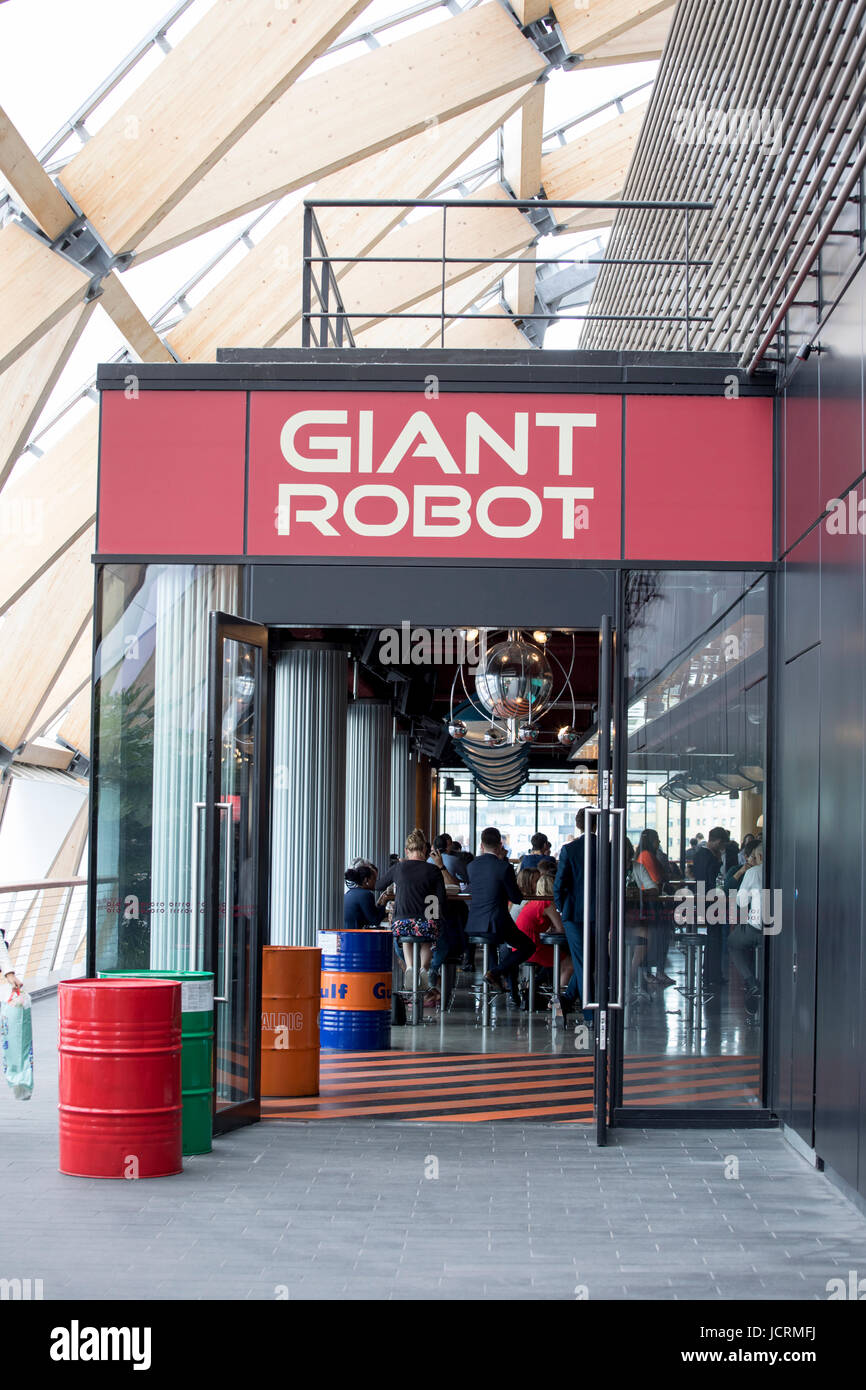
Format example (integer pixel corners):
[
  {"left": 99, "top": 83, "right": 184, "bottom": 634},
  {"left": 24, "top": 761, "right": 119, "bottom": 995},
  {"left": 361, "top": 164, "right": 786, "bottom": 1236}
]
[
  {"left": 93, "top": 564, "right": 239, "bottom": 973},
  {"left": 215, "top": 638, "right": 257, "bottom": 1107},
  {"left": 622, "top": 571, "right": 768, "bottom": 1108}
]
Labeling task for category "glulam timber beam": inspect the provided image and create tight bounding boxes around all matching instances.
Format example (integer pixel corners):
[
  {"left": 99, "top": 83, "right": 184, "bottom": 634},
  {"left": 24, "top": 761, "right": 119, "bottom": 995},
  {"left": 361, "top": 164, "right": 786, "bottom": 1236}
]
[
  {"left": 541, "top": 101, "right": 648, "bottom": 201},
  {"left": 0, "top": 104, "right": 75, "bottom": 239},
  {"left": 167, "top": 90, "right": 530, "bottom": 360},
  {"left": 0, "top": 528, "right": 94, "bottom": 750},
  {"left": 0, "top": 301, "right": 95, "bottom": 488},
  {"left": 576, "top": 8, "right": 672, "bottom": 67},
  {"left": 553, "top": 0, "right": 675, "bottom": 58},
  {"left": 137, "top": 4, "right": 545, "bottom": 262},
  {"left": 502, "top": 83, "right": 545, "bottom": 315},
  {"left": 338, "top": 185, "right": 534, "bottom": 334},
  {"left": 0, "top": 412, "right": 98, "bottom": 615},
  {"left": 0, "top": 106, "right": 171, "bottom": 377},
  {"left": 59, "top": 0, "right": 369, "bottom": 257},
  {"left": 0, "top": 222, "right": 90, "bottom": 375}
]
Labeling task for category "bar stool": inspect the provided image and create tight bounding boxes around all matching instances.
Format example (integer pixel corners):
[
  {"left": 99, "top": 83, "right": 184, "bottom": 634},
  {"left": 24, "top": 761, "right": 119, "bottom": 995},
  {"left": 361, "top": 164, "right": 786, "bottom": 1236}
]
[
  {"left": 395, "top": 931, "right": 424, "bottom": 1026},
  {"left": 466, "top": 933, "right": 496, "bottom": 1026},
  {"left": 539, "top": 931, "right": 565, "bottom": 1024},
  {"left": 672, "top": 931, "right": 709, "bottom": 1031}
]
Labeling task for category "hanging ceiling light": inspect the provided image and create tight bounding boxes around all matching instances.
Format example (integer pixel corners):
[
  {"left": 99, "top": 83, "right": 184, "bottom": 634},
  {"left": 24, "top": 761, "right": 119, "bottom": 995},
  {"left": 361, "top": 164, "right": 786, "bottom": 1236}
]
[
  {"left": 475, "top": 631, "right": 554, "bottom": 721},
  {"left": 447, "top": 628, "right": 580, "bottom": 749}
]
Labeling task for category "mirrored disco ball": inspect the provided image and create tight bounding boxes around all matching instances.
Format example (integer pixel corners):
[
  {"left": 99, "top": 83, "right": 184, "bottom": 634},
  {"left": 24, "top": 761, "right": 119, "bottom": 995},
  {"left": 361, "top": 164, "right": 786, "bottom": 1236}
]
[{"left": 474, "top": 638, "right": 553, "bottom": 720}]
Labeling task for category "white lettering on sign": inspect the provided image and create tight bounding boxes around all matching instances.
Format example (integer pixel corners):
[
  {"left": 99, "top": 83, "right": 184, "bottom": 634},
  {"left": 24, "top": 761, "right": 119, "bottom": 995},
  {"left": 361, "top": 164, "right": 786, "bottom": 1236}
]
[
  {"left": 279, "top": 409, "right": 595, "bottom": 478},
  {"left": 273, "top": 406, "right": 598, "bottom": 546}
]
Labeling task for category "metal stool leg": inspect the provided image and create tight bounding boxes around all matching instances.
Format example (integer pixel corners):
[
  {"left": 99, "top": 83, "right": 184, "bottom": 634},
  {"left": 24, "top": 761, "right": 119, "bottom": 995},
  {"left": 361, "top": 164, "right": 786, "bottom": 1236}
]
[
  {"left": 528, "top": 961, "right": 536, "bottom": 1015},
  {"left": 550, "top": 941, "right": 562, "bottom": 1028},
  {"left": 480, "top": 941, "right": 490, "bottom": 1026},
  {"left": 411, "top": 939, "right": 421, "bottom": 1025},
  {"left": 696, "top": 942, "right": 704, "bottom": 1034}
]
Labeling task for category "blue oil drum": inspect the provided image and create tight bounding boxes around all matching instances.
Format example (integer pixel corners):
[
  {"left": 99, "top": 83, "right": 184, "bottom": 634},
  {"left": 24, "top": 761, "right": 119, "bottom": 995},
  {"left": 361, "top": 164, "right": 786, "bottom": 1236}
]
[{"left": 318, "top": 928, "right": 392, "bottom": 1051}]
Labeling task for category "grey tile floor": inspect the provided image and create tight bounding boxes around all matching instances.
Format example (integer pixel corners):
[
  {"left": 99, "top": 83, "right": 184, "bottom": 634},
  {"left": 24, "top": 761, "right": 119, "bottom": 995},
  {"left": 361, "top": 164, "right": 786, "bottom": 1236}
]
[{"left": 3, "top": 996, "right": 866, "bottom": 1300}]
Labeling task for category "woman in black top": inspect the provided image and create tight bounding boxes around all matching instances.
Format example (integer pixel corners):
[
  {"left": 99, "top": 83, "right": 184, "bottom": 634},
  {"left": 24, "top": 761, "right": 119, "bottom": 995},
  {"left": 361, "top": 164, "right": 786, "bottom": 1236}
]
[
  {"left": 375, "top": 827, "right": 447, "bottom": 987},
  {"left": 343, "top": 864, "right": 388, "bottom": 931}
]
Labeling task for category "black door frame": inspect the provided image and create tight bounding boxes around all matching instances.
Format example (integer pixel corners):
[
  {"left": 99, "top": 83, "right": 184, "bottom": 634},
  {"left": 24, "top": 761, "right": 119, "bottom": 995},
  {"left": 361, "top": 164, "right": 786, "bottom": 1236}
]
[{"left": 205, "top": 610, "right": 269, "bottom": 1134}]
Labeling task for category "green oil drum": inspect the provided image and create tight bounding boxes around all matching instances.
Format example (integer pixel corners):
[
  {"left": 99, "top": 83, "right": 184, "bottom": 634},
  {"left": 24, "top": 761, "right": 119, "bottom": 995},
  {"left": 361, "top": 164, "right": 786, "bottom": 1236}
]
[{"left": 98, "top": 970, "right": 214, "bottom": 1156}]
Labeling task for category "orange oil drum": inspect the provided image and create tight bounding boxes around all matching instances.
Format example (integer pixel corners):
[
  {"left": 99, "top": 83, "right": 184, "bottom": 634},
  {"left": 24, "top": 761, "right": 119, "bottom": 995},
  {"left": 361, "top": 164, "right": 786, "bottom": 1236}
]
[{"left": 260, "top": 946, "right": 321, "bottom": 1097}]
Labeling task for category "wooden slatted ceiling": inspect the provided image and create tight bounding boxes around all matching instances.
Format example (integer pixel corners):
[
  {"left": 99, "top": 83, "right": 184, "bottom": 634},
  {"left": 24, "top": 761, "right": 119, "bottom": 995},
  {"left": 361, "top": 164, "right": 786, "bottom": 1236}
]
[
  {"left": 0, "top": 412, "right": 98, "bottom": 616},
  {"left": 541, "top": 100, "right": 649, "bottom": 200},
  {"left": 0, "top": 302, "right": 95, "bottom": 488},
  {"left": 0, "top": 527, "right": 94, "bottom": 749},
  {"left": 167, "top": 89, "right": 532, "bottom": 360},
  {"left": 553, "top": 0, "right": 675, "bottom": 57},
  {"left": 136, "top": 4, "right": 545, "bottom": 263},
  {"left": 59, "top": 0, "right": 370, "bottom": 256}
]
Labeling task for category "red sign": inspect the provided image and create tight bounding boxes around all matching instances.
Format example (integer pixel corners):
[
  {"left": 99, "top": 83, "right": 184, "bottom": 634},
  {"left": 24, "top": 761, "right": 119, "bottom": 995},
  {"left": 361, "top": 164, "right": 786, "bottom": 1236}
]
[
  {"left": 97, "top": 388, "right": 774, "bottom": 564},
  {"left": 99, "top": 391, "right": 247, "bottom": 555},
  {"left": 624, "top": 396, "right": 773, "bottom": 563},
  {"left": 246, "top": 391, "right": 623, "bottom": 560}
]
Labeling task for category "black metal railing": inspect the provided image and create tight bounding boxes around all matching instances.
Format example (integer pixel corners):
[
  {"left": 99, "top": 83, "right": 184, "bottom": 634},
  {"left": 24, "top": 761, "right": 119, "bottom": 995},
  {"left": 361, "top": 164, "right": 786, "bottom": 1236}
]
[{"left": 301, "top": 197, "right": 714, "bottom": 350}]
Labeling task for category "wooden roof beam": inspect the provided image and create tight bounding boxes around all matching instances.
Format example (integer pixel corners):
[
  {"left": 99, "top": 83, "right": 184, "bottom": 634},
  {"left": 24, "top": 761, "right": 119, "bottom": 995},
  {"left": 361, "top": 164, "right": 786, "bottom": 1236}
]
[
  {"left": 0, "top": 412, "right": 98, "bottom": 616},
  {"left": 338, "top": 186, "right": 535, "bottom": 335},
  {"left": 502, "top": 83, "right": 545, "bottom": 315},
  {"left": 59, "top": 0, "right": 370, "bottom": 257},
  {"left": 541, "top": 100, "right": 649, "bottom": 201},
  {"left": 0, "top": 528, "right": 94, "bottom": 750},
  {"left": 553, "top": 0, "right": 675, "bottom": 58},
  {"left": 167, "top": 90, "right": 532, "bottom": 360},
  {"left": 0, "top": 301, "right": 95, "bottom": 489},
  {"left": 137, "top": 4, "right": 545, "bottom": 262}
]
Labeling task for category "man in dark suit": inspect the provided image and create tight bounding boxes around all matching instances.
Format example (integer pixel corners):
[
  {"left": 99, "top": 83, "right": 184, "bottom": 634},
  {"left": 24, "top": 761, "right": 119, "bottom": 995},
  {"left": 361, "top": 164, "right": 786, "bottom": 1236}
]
[
  {"left": 554, "top": 808, "right": 597, "bottom": 1014},
  {"left": 466, "top": 826, "right": 533, "bottom": 1003}
]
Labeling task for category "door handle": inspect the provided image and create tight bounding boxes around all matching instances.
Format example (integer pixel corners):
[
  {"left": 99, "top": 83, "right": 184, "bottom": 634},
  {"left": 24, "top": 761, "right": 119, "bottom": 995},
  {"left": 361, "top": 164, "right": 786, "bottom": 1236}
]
[
  {"left": 190, "top": 801, "right": 205, "bottom": 971},
  {"left": 213, "top": 802, "right": 233, "bottom": 1003},
  {"left": 582, "top": 806, "right": 600, "bottom": 1010},
  {"left": 608, "top": 807, "right": 626, "bottom": 1011},
  {"left": 582, "top": 806, "right": 626, "bottom": 1011}
]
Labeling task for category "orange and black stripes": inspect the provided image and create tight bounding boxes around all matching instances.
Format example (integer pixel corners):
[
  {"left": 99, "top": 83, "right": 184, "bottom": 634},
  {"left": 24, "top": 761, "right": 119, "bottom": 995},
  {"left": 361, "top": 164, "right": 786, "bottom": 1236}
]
[{"left": 261, "top": 1051, "right": 761, "bottom": 1122}]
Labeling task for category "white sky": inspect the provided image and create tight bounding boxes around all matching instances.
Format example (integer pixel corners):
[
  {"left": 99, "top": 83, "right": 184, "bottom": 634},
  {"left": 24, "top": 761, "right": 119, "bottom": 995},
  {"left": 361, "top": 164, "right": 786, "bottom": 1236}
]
[{"left": 0, "top": 0, "right": 658, "bottom": 458}]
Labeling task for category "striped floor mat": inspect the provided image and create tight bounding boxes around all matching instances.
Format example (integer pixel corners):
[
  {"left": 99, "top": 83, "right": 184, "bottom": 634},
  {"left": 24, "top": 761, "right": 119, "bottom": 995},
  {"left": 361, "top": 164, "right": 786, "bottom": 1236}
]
[{"left": 261, "top": 1051, "right": 761, "bottom": 1123}]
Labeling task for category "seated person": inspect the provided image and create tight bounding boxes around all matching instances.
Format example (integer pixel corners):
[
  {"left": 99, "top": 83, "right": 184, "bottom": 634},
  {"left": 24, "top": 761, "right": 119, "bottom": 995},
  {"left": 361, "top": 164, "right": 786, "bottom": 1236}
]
[
  {"left": 343, "top": 863, "right": 388, "bottom": 930},
  {"left": 429, "top": 832, "right": 468, "bottom": 885},
  {"left": 632, "top": 829, "right": 675, "bottom": 988},
  {"left": 519, "top": 833, "right": 551, "bottom": 871},
  {"left": 515, "top": 865, "right": 540, "bottom": 900},
  {"left": 512, "top": 859, "right": 573, "bottom": 1001},
  {"left": 376, "top": 829, "right": 447, "bottom": 997}
]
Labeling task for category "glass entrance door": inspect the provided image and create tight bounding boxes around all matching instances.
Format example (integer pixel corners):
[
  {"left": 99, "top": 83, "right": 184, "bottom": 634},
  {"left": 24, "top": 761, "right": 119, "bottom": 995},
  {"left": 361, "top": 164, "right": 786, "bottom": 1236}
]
[
  {"left": 205, "top": 612, "right": 268, "bottom": 1133},
  {"left": 611, "top": 571, "right": 770, "bottom": 1122}
]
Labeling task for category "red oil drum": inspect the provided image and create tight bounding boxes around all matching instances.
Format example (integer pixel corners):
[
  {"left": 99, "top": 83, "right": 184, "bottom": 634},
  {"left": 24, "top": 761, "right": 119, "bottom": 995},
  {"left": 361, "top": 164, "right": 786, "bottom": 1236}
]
[
  {"left": 58, "top": 978, "right": 183, "bottom": 1179},
  {"left": 261, "top": 946, "right": 321, "bottom": 1097}
]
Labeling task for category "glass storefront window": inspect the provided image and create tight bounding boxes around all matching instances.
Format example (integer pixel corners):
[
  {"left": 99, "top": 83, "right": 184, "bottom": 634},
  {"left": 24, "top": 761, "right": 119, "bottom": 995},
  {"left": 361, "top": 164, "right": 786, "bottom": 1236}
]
[
  {"left": 623, "top": 570, "right": 768, "bottom": 1108},
  {"left": 92, "top": 563, "right": 239, "bottom": 972}
]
